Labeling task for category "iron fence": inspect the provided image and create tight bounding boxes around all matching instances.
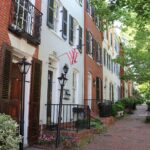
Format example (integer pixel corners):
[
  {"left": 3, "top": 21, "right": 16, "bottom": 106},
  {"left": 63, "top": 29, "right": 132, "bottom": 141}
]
[{"left": 45, "top": 104, "right": 90, "bottom": 132}]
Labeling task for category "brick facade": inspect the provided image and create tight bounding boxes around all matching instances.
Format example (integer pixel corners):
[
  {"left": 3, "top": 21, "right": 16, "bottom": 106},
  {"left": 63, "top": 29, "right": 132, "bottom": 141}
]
[{"left": 84, "top": 0, "right": 103, "bottom": 114}]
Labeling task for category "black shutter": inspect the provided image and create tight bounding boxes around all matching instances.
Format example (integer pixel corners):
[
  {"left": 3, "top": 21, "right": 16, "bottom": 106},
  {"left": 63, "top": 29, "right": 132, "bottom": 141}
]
[
  {"left": 62, "top": 7, "right": 67, "bottom": 39},
  {"left": 78, "top": 26, "right": 82, "bottom": 53},
  {"left": 92, "top": 38, "right": 96, "bottom": 59},
  {"left": 96, "top": 42, "right": 99, "bottom": 62},
  {"left": 69, "top": 15, "right": 74, "bottom": 45},
  {"left": 86, "top": 0, "right": 90, "bottom": 12},
  {"left": 28, "top": 58, "right": 42, "bottom": 145},
  {"left": 96, "top": 77, "right": 100, "bottom": 101},
  {"left": 91, "top": 6, "right": 95, "bottom": 20},
  {"left": 99, "top": 45, "right": 102, "bottom": 64},
  {"left": 0, "top": 43, "right": 12, "bottom": 114},
  {"left": 86, "top": 30, "right": 90, "bottom": 54},
  {"left": 47, "top": 0, "right": 54, "bottom": 29}
]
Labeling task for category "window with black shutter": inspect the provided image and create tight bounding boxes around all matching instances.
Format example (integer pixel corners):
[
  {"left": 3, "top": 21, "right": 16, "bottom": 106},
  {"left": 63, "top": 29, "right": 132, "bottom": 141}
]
[
  {"left": 96, "top": 43, "right": 102, "bottom": 63},
  {"left": 86, "top": 30, "right": 90, "bottom": 54},
  {"left": 78, "top": 26, "right": 82, "bottom": 53},
  {"left": 96, "top": 77, "right": 102, "bottom": 102},
  {"left": 69, "top": 15, "right": 74, "bottom": 45},
  {"left": 107, "top": 53, "right": 109, "bottom": 69},
  {"left": 86, "top": 0, "right": 90, "bottom": 13},
  {"left": 96, "top": 77, "right": 100, "bottom": 102},
  {"left": 62, "top": 7, "right": 67, "bottom": 39},
  {"left": 47, "top": 0, "right": 54, "bottom": 29},
  {"left": 91, "top": 6, "right": 95, "bottom": 20},
  {"left": 104, "top": 49, "right": 106, "bottom": 66},
  {"left": 92, "top": 38, "right": 96, "bottom": 59}
]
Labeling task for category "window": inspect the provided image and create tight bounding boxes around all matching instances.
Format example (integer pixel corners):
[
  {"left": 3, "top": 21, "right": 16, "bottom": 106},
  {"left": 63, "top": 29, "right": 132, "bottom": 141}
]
[
  {"left": 96, "top": 43, "right": 102, "bottom": 63},
  {"left": 86, "top": 0, "right": 90, "bottom": 13},
  {"left": 76, "top": 0, "right": 83, "bottom": 6},
  {"left": 95, "top": 16, "right": 101, "bottom": 29},
  {"left": 92, "top": 38, "right": 96, "bottom": 59},
  {"left": 86, "top": 30, "right": 92, "bottom": 55},
  {"left": 47, "top": 0, "right": 59, "bottom": 31},
  {"left": 47, "top": 0, "right": 54, "bottom": 29},
  {"left": 62, "top": 7, "right": 67, "bottom": 39},
  {"left": 9, "top": 0, "right": 42, "bottom": 44},
  {"left": 104, "top": 49, "right": 106, "bottom": 66},
  {"left": 107, "top": 53, "right": 109, "bottom": 69},
  {"left": 78, "top": 26, "right": 82, "bottom": 53},
  {"left": 96, "top": 77, "right": 102, "bottom": 102},
  {"left": 69, "top": 15, "right": 74, "bottom": 45}
]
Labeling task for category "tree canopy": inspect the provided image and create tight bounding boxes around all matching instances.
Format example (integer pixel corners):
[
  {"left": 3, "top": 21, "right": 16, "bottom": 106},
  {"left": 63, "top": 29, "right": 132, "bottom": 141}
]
[{"left": 91, "top": 0, "right": 150, "bottom": 98}]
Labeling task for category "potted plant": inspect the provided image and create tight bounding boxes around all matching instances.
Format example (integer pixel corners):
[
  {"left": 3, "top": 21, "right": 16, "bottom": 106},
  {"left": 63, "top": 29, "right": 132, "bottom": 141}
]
[{"left": 115, "top": 103, "right": 124, "bottom": 117}]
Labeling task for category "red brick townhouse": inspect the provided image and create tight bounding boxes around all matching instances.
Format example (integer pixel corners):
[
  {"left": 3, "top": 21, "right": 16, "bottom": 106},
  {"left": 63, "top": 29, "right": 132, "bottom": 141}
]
[
  {"left": 0, "top": 0, "right": 42, "bottom": 146},
  {"left": 84, "top": 0, "right": 103, "bottom": 115}
]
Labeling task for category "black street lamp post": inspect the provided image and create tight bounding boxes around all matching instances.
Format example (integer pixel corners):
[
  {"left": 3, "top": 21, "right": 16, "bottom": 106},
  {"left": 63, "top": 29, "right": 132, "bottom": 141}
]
[
  {"left": 56, "top": 64, "right": 69, "bottom": 148},
  {"left": 17, "top": 57, "right": 31, "bottom": 150}
]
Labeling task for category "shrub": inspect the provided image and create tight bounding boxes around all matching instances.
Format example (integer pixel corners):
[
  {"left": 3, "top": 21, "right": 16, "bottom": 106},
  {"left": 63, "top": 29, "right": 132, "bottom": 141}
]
[
  {"left": 146, "top": 101, "right": 150, "bottom": 111},
  {"left": 115, "top": 103, "right": 125, "bottom": 112},
  {"left": 61, "top": 136, "right": 79, "bottom": 150},
  {"left": 0, "top": 113, "right": 21, "bottom": 150},
  {"left": 90, "top": 118, "right": 107, "bottom": 134},
  {"left": 111, "top": 104, "right": 117, "bottom": 117}
]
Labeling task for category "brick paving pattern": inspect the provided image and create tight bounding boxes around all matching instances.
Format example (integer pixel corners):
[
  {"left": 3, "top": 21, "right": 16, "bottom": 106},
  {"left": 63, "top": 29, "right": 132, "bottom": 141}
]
[{"left": 84, "top": 104, "right": 150, "bottom": 150}]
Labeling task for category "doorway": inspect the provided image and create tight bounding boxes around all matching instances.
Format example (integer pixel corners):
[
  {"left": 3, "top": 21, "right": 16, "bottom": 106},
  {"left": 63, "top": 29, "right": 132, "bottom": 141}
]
[{"left": 47, "top": 70, "right": 53, "bottom": 125}]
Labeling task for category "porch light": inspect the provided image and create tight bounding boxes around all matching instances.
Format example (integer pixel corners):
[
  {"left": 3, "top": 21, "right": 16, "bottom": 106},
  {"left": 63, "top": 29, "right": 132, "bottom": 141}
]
[
  {"left": 63, "top": 64, "right": 69, "bottom": 74},
  {"left": 17, "top": 57, "right": 31, "bottom": 74}
]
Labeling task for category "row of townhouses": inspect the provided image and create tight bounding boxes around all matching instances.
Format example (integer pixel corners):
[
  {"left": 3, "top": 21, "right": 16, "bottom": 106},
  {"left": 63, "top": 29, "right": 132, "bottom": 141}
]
[{"left": 0, "top": 0, "right": 133, "bottom": 147}]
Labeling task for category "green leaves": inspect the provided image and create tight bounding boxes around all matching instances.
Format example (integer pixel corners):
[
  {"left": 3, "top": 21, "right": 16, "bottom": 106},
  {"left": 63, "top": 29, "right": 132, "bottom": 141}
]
[{"left": 0, "top": 114, "right": 21, "bottom": 150}]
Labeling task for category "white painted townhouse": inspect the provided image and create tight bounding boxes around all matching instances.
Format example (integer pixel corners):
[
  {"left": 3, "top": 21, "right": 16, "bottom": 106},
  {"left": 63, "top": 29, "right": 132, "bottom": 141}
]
[
  {"left": 39, "top": 0, "right": 84, "bottom": 127},
  {"left": 102, "top": 28, "right": 121, "bottom": 102}
]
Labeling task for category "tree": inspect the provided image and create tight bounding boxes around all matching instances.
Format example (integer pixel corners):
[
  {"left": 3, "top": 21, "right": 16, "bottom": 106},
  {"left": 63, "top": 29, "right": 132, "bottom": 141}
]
[
  {"left": 91, "top": 0, "right": 150, "bottom": 95},
  {"left": 91, "top": 0, "right": 150, "bottom": 81},
  {"left": 91, "top": 0, "right": 150, "bottom": 30}
]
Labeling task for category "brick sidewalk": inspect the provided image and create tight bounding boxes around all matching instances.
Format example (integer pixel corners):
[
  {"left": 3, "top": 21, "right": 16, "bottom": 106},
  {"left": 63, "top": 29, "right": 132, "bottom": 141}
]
[{"left": 83, "top": 104, "right": 150, "bottom": 150}]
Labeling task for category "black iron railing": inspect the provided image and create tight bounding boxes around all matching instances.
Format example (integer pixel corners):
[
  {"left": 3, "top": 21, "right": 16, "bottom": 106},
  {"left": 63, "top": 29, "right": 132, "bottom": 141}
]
[
  {"left": 9, "top": 0, "right": 42, "bottom": 45},
  {"left": 46, "top": 104, "right": 90, "bottom": 132}
]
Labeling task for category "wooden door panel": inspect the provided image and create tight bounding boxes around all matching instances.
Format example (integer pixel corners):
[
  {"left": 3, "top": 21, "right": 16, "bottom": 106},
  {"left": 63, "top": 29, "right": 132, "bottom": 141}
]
[{"left": 10, "top": 63, "right": 21, "bottom": 123}]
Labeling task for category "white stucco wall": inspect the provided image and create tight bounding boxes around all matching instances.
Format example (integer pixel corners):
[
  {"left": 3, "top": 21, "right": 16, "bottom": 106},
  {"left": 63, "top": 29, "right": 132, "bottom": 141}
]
[{"left": 39, "top": 0, "right": 84, "bottom": 124}]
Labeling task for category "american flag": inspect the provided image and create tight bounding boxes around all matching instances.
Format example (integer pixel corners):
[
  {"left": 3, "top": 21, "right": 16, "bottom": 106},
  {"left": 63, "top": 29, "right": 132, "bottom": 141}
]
[{"left": 67, "top": 48, "right": 78, "bottom": 65}]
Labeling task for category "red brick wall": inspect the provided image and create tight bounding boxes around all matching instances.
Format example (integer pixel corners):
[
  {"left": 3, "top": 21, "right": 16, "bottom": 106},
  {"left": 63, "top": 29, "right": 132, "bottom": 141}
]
[
  {"left": 0, "top": 0, "right": 11, "bottom": 47},
  {"left": 84, "top": 1, "right": 103, "bottom": 113},
  {"left": 0, "top": 0, "right": 41, "bottom": 59}
]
